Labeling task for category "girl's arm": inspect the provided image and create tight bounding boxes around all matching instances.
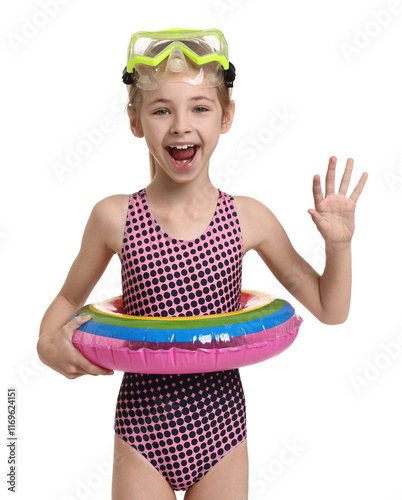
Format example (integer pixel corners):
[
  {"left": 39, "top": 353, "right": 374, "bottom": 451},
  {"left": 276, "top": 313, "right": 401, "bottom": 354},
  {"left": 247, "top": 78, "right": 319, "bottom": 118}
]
[
  {"left": 237, "top": 157, "right": 368, "bottom": 324},
  {"left": 37, "top": 195, "right": 127, "bottom": 378}
]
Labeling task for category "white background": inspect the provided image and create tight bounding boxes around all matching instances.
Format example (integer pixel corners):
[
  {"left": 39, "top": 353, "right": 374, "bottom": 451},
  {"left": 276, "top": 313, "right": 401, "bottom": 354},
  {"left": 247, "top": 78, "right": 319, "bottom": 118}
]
[{"left": 2, "top": 0, "right": 402, "bottom": 499}]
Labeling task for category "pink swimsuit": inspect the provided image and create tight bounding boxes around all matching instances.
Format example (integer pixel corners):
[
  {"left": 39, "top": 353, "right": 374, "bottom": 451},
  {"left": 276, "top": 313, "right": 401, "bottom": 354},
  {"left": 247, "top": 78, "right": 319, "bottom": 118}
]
[{"left": 114, "top": 187, "right": 247, "bottom": 491}]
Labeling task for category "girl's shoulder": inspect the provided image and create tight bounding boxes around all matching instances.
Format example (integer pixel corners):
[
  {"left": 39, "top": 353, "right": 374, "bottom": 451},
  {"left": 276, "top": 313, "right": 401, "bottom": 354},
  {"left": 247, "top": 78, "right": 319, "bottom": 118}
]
[
  {"left": 231, "top": 195, "right": 282, "bottom": 254},
  {"left": 232, "top": 194, "right": 276, "bottom": 222},
  {"left": 92, "top": 193, "right": 131, "bottom": 216},
  {"left": 89, "top": 194, "right": 131, "bottom": 256}
]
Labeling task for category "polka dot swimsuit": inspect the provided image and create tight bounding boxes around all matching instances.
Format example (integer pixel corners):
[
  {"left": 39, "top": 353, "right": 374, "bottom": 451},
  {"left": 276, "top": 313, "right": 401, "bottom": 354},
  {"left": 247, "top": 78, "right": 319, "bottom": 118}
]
[
  {"left": 114, "top": 188, "right": 247, "bottom": 492},
  {"left": 120, "top": 188, "right": 243, "bottom": 317}
]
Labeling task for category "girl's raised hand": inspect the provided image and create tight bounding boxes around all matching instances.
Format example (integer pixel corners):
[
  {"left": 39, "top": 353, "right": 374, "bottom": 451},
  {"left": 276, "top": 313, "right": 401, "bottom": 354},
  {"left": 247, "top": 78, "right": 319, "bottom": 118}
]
[
  {"left": 308, "top": 157, "right": 368, "bottom": 244},
  {"left": 37, "top": 315, "right": 114, "bottom": 379}
]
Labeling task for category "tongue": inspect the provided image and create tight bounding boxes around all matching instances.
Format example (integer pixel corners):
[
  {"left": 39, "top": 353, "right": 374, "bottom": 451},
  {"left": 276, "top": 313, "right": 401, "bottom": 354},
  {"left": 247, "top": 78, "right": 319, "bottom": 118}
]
[{"left": 169, "top": 146, "right": 196, "bottom": 161}]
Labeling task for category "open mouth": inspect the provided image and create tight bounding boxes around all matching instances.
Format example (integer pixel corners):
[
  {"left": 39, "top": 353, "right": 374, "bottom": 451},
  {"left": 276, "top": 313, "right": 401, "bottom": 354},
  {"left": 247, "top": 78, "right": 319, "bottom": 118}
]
[{"left": 167, "top": 144, "right": 198, "bottom": 167}]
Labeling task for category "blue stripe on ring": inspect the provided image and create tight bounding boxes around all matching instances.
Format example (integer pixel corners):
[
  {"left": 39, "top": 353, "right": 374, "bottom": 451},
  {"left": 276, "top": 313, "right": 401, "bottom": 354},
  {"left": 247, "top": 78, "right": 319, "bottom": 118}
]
[{"left": 76, "top": 302, "right": 295, "bottom": 343}]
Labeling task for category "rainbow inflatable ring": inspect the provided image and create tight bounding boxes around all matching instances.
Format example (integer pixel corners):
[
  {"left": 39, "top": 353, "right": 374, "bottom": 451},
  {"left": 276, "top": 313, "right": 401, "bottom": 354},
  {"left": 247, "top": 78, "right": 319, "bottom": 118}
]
[{"left": 72, "top": 290, "right": 302, "bottom": 374}]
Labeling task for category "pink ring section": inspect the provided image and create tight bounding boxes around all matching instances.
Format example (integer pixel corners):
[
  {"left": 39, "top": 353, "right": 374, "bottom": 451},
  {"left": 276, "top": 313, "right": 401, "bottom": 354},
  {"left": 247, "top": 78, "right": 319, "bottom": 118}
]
[{"left": 72, "top": 315, "right": 302, "bottom": 374}]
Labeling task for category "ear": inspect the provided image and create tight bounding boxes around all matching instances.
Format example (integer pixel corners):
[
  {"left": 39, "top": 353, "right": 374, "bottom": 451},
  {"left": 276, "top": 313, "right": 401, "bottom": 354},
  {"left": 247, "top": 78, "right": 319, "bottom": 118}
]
[
  {"left": 128, "top": 106, "right": 144, "bottom": 138},
  {"left": 221, "top": 100, "right": 235, "bottom": 134}
]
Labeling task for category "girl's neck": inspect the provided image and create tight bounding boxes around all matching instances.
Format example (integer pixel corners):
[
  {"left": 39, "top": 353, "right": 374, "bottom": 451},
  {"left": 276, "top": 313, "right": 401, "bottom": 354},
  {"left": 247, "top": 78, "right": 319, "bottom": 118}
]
[{"left": 145, "top": 173, "right": 219, "bottom": 214}]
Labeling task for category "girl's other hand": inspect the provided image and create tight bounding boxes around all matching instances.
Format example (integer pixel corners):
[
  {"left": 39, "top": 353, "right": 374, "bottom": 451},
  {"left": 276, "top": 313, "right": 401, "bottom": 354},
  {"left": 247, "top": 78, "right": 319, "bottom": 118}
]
[
  {"left": 308, "top": 156, "right": 368, "bottom": 244},
  {"left": 37, "top": 315, "right": 114, "bottom": 379}
]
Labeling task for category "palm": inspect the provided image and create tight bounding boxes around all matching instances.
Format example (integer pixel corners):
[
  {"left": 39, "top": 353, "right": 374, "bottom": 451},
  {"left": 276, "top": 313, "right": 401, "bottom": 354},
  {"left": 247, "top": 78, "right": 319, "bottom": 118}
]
[{"left": 308, "top": 157, "right": 368, "bottom": 244}]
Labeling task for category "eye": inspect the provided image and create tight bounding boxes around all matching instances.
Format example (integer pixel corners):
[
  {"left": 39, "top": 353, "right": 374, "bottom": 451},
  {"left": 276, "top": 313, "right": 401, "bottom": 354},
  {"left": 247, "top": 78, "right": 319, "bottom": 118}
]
[
  {"left": 194, "top": 106, "right": 208, "bottom": 113},
  {"left": 154, "top": 109, "right": 169, "bottom": 115}
]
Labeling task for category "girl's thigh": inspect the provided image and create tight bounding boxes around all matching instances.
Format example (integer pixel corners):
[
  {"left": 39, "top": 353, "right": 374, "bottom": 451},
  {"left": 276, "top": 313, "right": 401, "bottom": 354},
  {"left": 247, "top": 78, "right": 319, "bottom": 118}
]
[
  {"left": 112, "top": 433, "right": 176, "bottom": 500},
  {"left": 184, "top": 438, "right": 249, "bottom": 500}
]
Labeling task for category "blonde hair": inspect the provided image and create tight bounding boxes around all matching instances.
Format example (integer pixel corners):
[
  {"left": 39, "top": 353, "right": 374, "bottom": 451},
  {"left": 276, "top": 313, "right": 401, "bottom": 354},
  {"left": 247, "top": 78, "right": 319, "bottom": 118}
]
[{"left": 126, "top": 81, "right": 232, "bottom": 180}]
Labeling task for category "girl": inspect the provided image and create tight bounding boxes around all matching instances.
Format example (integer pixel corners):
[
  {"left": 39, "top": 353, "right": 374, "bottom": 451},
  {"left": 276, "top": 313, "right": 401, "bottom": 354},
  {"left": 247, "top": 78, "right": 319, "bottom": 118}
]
[{"left": 37, "top": 29, "right": 368, "bottom": 499}]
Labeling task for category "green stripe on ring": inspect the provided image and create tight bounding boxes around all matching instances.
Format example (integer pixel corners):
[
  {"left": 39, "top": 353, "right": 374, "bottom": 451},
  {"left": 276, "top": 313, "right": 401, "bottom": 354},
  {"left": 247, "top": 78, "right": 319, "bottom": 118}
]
[{"left": 77, "top": 299, "right": 286, "bottom": 330}]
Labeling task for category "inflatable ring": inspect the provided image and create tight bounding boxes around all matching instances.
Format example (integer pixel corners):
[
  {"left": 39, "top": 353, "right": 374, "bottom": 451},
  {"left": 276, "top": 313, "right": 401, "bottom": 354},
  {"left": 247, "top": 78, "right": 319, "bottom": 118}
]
[{"left": 72, "top": 290, "right": 302, "bottom": 374}]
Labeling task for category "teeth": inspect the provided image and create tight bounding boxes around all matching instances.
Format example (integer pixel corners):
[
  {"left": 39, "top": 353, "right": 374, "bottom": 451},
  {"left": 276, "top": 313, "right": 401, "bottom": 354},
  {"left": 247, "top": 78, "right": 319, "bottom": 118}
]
[{"left": 169, "top": 144, "right": 195, "bottom": 149}]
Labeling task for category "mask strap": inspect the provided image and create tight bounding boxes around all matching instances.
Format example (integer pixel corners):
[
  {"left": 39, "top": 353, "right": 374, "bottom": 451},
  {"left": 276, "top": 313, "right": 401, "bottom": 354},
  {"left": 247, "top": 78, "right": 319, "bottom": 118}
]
[
  {"left": 122, "top": 67, "right": 132, "bottom": 85},
  {"left": 224, "top": 62, "right": 236, "bottom": 88},
  {"left": 122, "top": 62, "right": 236, "bottom": 87}
]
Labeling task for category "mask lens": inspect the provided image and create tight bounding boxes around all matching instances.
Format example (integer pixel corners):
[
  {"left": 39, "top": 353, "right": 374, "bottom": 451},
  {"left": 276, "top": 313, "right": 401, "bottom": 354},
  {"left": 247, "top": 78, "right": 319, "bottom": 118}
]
[
  {"left": 167, "top": 48, "right": 188, "bottom": 73},
  {"left": 134, "top": 57, "right": 223, "bottom": 90},
  {"left": 125, "top": 29, "right": 231, "bottom": 88}
]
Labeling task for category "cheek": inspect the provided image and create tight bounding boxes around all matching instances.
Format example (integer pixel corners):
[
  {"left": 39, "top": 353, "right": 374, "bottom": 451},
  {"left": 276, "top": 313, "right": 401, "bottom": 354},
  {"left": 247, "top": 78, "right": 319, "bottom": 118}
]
[
  {"left": 206, "top": 123, "right": 222, "bottom": 147},
  {"left": 143, "top": 130, "right": 166, "bottom": 161},
  {"left": 141, "top": 121, "right": 161, "bottom": 145},
  {"left": 144, "top": 137, "right": 160, "bottom": 158}
]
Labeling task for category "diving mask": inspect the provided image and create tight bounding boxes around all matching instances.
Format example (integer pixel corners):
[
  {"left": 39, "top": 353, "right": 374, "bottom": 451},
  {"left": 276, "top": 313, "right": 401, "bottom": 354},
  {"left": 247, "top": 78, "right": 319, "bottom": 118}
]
[{"left": 122, "top": 29, "right": 236, "bottom": 90}]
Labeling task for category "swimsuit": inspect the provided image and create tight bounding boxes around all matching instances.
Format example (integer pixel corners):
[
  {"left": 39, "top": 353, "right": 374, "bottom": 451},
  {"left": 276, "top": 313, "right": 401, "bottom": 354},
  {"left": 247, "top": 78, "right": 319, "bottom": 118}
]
[{"left": 114, "top": 187, "right": 247, "bottom": 491}]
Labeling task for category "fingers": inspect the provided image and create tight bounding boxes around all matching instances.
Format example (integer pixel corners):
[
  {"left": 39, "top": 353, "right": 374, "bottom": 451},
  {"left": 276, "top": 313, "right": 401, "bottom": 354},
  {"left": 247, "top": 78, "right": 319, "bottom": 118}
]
[
  {"left": 69, "top": 316, "right": 114, "bottom": 376},
  {"left": 324, "top": 156, "right": 366, "bottom": 203},
  {"left": 325, "top": 156, "right": 337, "bottom": 197},
  {"left": 38, "top": 313, "right": 114, "bottom": 379},
  {"left": 308, "top": 208, "right": 324, "bottom": 225},
  {"left": 307, "top": 208, "right": 320, "bottom": 222},
  {"left": 62, "top": 351, "right": 114, "bottom": 379},
  {"left": 308, "top": 208, "right": 328, "bottom": 238},
  {"left": 75, "top": 354, "right": 114, "bottom": 377},
  {"left": 61, "top": 314, "right": 91, "bottom": 345},
  {"left": 349, "top": 171, "right": 369, "bottom": 203},
  {"left": 60, "top": 314, "right": 92, "bottom": 340},
  {"left": 312, "top": 174, "right": 324, "bottom": 206},
  {"left": 339, "top": 158, "right": 354, "bottom": 195},
  {"left": 71, "top": 313, "right": 92, "bottom": 329}
]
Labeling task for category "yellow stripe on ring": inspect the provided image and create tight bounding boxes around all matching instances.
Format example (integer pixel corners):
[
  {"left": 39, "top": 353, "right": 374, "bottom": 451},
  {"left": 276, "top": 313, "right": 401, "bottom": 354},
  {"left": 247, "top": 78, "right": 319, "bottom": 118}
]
[{"left": 89, "top": 290, "right": 273, "bottom": 321}]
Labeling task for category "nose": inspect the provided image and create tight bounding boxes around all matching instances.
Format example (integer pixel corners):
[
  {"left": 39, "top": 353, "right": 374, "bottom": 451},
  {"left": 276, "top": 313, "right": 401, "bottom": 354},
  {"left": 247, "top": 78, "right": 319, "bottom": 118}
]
[{"left": 169, "top": 110, "right": 193, "bottom": 136}]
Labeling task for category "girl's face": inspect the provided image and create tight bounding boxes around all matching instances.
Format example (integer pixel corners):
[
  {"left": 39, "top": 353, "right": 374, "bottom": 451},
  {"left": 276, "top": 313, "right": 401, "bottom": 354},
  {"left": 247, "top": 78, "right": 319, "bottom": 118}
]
[{"left": 129, "top": 81, "right": 234, "bottom": 184}]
